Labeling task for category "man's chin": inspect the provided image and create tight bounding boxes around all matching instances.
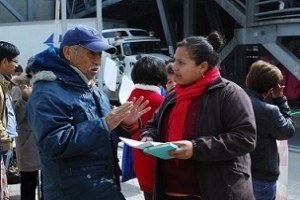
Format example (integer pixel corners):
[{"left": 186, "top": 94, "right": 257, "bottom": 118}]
[{"left": 87, "top": 72, "right": 97, "bottom": 80}]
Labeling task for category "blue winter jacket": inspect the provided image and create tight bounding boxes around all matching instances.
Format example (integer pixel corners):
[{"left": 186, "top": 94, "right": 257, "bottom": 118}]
[{"left": 25, "top": 47, "right": 130, "bottom": 200}]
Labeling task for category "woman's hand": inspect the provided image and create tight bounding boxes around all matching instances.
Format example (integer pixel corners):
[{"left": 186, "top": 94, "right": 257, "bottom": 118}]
[
  {"left": 140, "top": 136, "right": 154, "bottom": 142},
  {"left": 168, "top": 140, "right": 193, "bottom": 159}
]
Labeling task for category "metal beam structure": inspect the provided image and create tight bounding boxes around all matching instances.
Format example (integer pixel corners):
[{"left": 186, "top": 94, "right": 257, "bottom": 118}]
[
  {"left": 214, "top": 0, "right": 246, "bottom": 27},
  {"left": 1, "top": 0, "right": 300, "bottom": 81},
  {"left": 0, "top": 0, "right": 25, "bottom": 21},
  {"left": 183, "top": 0, "right": 195, "bottom": 38},
  {"left": 216, "top": 0, "right": 300, "bottom": 81},
  {"left": 27, "top": 0, "right": 32, "bottom": 20},
  {"left": 66, "top": 0, "right": 124, "bottom": 19},
  {"left": 156, "top": 0, "right": 175, "bottom": 56},
  {"left": 263, "top": 43, "right": 300, "bottom": 80},
  {"left": 205, "top": 1, "right": 225, "bottom": 37}
]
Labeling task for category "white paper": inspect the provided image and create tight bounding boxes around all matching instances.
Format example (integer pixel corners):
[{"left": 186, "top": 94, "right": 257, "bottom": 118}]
[
  {"left": 276, "top": 140, "right": 288, "bottom": 200},
  {"left": 118, "top": 76, "right": 134, "bottom": 104},
  {"left": 119, "top": 137, "right": 163, "bottom": 149},
  {"left": 104, "top": 57, "right": 117, "bottom": 91}
]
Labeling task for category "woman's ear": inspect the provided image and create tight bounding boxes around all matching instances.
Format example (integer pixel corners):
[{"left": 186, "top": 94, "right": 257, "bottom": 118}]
[{"left": 199, "top": 61, "right": 209, "bottom": 74}]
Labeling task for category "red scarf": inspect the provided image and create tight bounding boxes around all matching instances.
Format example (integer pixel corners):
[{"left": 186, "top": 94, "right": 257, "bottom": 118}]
[{"left": 167, "top": 67, "right": 220, "bottom": 142}]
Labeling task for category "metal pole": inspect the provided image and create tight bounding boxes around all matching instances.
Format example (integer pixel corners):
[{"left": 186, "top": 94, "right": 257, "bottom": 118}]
[
  {"left": 156, "top": 0, "right": 175, "bottom": 56},
  {"left": 54, "top": 0, "right": 60, "bottom": 47},
  {"left": 61, "top": 0, "right": 67, "bottom": 35},
  {"left": 96, "top": 0, "right": 103, "bottom": 32}
]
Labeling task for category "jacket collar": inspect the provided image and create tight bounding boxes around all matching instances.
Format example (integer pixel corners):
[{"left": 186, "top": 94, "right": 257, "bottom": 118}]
[
  {"left": 207, "top": 77, "right": 228, "bottom": 90},
  {"left": 0, "top": 75, "right": 15, "bottom": 94},
  {"left": 165, "top": 77, "right": 227, "bottom": 102},
  {"left": 244, "top": 88, "right": 264, "bottom": 101},
  {"left": 30, "top": 47, "right": 88, "bottom": 88}
]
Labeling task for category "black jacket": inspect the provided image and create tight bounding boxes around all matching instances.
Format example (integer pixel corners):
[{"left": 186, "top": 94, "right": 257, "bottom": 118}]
[
  {"left": 245, "top": 89, "right": 295, "bottom": 181},
  {"left": 142, "top": 77, "right": 257, "bottom": 200}
]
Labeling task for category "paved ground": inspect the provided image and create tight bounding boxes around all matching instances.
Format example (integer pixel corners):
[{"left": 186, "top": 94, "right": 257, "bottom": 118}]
[
  {"left": 7, "top": 143, "right": 144, "bottom": 200},
  {"left": 8, "top": 177, "right": 143, "bottom": 200}
]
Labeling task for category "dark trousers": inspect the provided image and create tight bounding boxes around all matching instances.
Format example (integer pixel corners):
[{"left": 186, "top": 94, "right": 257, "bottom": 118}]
[
  {"left": 20, "top": 171, "right": 39, "bottom": 200},
  {"left": 144, "top": 192, "right": 153, "bottom": 200}
]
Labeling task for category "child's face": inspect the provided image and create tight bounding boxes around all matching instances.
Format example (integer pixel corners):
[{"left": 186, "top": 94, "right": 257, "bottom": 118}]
[{"left": 166, "top": 73, "right": 176, "bottom": 93}]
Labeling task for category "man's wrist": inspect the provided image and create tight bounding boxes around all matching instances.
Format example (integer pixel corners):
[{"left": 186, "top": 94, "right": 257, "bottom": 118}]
[{"left": 120, "top": 120, "right": 140, "bottom": 131}]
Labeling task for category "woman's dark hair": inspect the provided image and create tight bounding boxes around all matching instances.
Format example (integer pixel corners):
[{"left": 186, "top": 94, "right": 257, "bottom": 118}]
[
  {"left": 131, "top": 56, "right": 167, "bottom": 86},
  {"left": 25, "top": 67, "right": 33, "bottom": 79},
  {"left": 25, "top": 56, "right": 34, "bottom": 79},
  {"left": 176, "top": 31, "right": 225, "bottom": 68},
  {"left": 15, "top": 64, "right": 23, "bottom": 73},
  {"left": 247, "top": 60, "right": 283, "bottom": 94},
  {"left": 0, "top": 41, "right": 20, "bottom": 62}
]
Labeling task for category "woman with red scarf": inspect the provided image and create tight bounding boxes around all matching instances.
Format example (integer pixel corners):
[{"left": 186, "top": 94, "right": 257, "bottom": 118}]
[{"left": 140, "top": 31, "right": 257, "bottom": 200}]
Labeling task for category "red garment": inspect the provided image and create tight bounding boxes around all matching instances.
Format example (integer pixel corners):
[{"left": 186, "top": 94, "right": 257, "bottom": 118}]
[
  {"left": 161, "top": 97, "right": 202, "bottom": 195},
  {"left": 168, "top": 68, "right": 220, "bottom": 141},
  {"left": 281, "top": 67, "right": 300, "bottom": 100},
  {"left": 128, "top": 88, "right": 164, "bottom": 193}
]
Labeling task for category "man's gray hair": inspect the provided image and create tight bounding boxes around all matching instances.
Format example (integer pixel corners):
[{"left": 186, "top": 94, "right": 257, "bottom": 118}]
[{"left": 70, "top": 45, "right": 79, "bottom": 59}]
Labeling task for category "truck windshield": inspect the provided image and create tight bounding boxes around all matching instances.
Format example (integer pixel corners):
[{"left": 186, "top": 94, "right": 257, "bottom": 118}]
[{"left": 122, "top": 41, "right": 161, "bottom": 56}]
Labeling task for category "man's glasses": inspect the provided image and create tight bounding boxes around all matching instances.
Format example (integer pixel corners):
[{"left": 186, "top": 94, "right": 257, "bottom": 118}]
[{"left": 10, "top": 59, "right": 18, "bottom": 64}]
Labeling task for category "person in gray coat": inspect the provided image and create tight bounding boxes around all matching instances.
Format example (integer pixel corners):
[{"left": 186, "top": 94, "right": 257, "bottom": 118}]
[{"left": 11, "top": 56, "right": 41, "bottom": 200}]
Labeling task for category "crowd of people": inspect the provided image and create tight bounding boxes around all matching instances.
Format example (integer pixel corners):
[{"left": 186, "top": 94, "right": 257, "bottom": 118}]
[{"left": 0, "top": 23, "right": 296, "bottom": 200}]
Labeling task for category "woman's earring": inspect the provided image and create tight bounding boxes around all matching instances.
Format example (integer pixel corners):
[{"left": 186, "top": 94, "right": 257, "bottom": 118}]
[{"left": 201, "top": 72, "right": 205, "bottom": 78}]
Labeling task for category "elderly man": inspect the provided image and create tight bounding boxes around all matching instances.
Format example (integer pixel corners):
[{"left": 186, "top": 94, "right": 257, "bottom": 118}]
[{"left": 25, "top": 24, "right": 150, "bottom": 200}]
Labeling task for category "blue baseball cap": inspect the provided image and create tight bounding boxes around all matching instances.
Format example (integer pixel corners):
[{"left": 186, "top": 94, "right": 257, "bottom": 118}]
[{"left": 60, "top": 24, "right": 116, "bottom": 54}]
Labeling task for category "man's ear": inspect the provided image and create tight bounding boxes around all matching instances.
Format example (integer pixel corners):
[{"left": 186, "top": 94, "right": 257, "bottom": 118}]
[
  {"left": 62, "top": 46, "right": 72, "bottom": 61},
  {"left": 266, "top": 87, "right": 273, "bottom": 96},
  {"left": 245, "top": 74, "right": 249, "bottom": 87},
  {"left": 262, "top": 88, "right": 273, "bottom": 99},
  {"left": 0, "top": 58, "right": 8, "bottom": 65}
]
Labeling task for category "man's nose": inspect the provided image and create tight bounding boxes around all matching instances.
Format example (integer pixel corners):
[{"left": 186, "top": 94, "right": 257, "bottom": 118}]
[{"left": 93, "top": 57, "right": 101, "bottom": 65}]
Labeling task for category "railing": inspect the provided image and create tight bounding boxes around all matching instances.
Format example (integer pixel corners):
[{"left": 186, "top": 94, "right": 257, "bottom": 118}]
[
  {"left": 67, "top": 0, "right": 121, "bottom": 17},
  {"left": 254, "top": 0, "right": 300, "bottom": 21},
  {"left": 230, "top": 0, "right": 247, "bottom": 13},
  {"left": 228, "top": 0, "right": 300, "bottom": 27},
  {"left": 68, "top": 0, "right": 96, "bottom": 15}
]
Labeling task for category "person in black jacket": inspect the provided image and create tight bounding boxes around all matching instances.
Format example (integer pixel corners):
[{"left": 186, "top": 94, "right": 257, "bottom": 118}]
[
  {"left": 140, "top": 31, "right": 257, "bottom": 200},
  {"left": 245, "top": 60, "right": 295, "bottom": 200}
]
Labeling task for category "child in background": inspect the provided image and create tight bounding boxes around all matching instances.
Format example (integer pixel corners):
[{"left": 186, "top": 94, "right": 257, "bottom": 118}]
[
  {"left": 165, "top": 62, "right": 176, "bottom": 93},
  {"left": 121, "top": 56, "right": 167, "bottom": 200}
]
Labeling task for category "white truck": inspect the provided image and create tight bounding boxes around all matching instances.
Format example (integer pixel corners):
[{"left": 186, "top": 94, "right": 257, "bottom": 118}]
[
  {"left": 0, "top": 20, "right": 171, "bottom": 103},
  {"left": 0, "top": 17, "right": 127, "bottom": 70},
  {"left": 97, "top": 28, "right": 172, "bottom": 103}
]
